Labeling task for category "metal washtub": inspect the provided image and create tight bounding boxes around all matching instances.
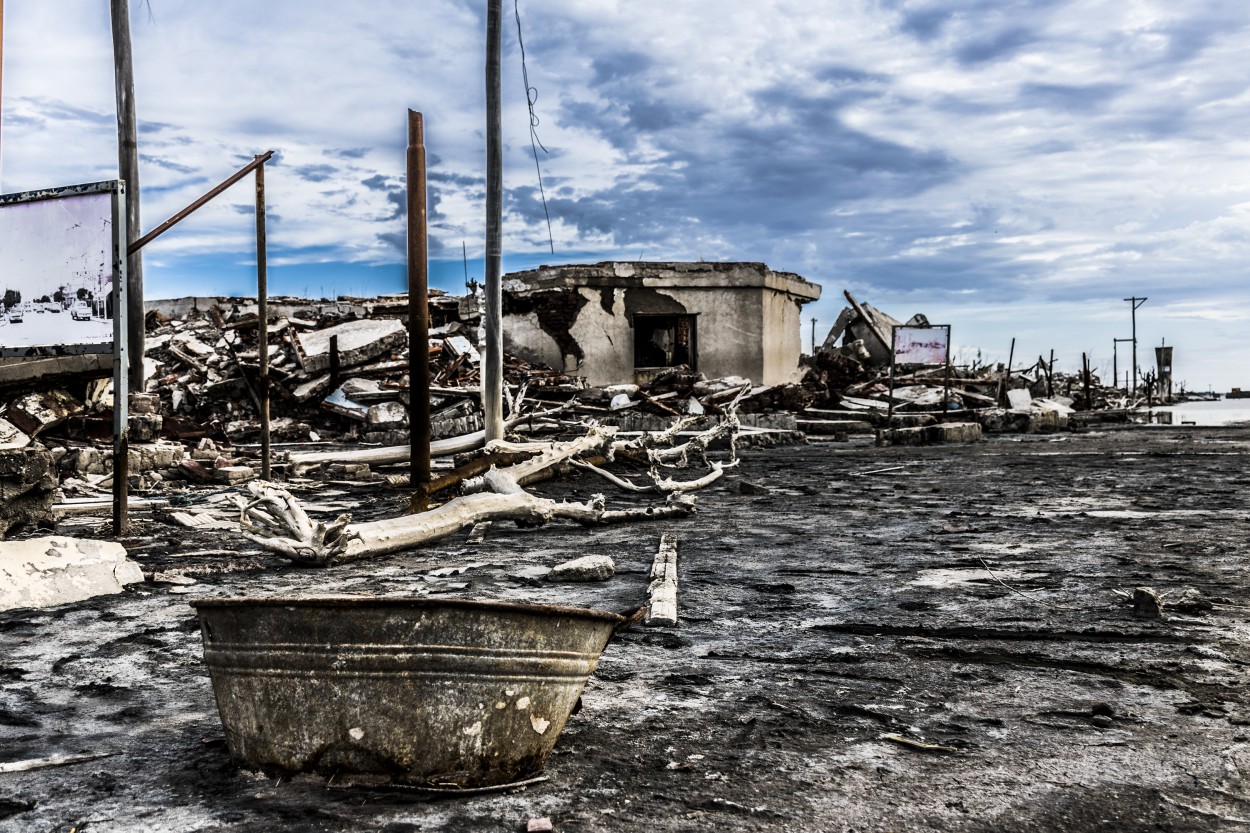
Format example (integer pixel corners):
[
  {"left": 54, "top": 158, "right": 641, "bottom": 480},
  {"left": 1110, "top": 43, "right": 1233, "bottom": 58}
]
[{"left": 191, "top": 597, "right": 625, "bottom": 787}]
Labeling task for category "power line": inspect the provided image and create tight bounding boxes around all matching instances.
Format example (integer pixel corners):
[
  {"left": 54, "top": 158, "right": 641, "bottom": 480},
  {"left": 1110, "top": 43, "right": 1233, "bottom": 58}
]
[{"left": 513, "top": 0, "right": 554, "bottom": 255}]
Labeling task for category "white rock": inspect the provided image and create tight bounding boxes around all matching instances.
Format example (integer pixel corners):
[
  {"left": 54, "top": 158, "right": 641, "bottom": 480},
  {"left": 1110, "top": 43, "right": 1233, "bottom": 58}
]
[{"left": 549, "top": 555, "right": 615, "bottom": 583}]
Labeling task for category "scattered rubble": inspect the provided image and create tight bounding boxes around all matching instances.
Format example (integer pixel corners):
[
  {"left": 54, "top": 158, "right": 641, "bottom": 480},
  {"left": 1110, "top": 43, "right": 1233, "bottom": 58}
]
[{"left": 0, "top": 284, "right": 1199, "bottom": 547}]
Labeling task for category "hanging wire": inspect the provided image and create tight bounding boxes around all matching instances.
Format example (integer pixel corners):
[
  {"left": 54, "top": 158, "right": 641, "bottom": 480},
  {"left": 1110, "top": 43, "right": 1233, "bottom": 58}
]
[{"left": 514, "top": 0, "right": 556, "bottom": 255}]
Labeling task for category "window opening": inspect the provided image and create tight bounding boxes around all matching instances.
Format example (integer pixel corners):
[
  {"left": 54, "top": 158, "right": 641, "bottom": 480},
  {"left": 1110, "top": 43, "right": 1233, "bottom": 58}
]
[{"left": 634, "top": 314, "right": 697, "bottom": 370}]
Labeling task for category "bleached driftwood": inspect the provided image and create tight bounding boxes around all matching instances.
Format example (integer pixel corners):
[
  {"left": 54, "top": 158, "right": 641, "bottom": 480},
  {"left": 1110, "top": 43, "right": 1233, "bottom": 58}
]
[
  {"left": 237, "top": 482, "right": 696, "bottom": 565},
  {"left": 284, "top": 401, "right": 576, "bottom": 475},
  {"left": 241, "top": 412, "right": 738, "bottom": 566},
  {"left": 572, "top": 458, "right": 738, "bottom": 493}
]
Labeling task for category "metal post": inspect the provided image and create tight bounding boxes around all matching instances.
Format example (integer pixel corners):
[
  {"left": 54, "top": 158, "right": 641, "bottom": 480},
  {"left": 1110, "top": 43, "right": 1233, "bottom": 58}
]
[
  {"left": 1125, "top": 296, "right": 1147, "bottom": 400},
  {"left": 407, "top": 110, "right": 431, "bottom": 487},
  {"left": 1047, "top": 349, "right": 1055, "bottom": 397},
  {"left": 112, "top": 182, "right": 130, "bottom": 536},
  {"left": 255, "top": 157, "right": 270, "bottom": 481},
  {"left": 483, "top": 0, "right": 504, "bottom": 441},
  {"left": 810, "top": 317, "right": 816, "bottom": 355},
  {"left": 109, "top": 0, "right": 144, "bottom": 393}
]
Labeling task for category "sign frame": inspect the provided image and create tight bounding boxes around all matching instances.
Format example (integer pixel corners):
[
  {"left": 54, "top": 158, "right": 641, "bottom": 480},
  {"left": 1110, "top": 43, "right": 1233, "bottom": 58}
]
[
  {"left": 887, "top": 323, "right": 952, "bottom": 423},
  {"left": 0, "top": 180, "right": 129, "bottom": 533}
]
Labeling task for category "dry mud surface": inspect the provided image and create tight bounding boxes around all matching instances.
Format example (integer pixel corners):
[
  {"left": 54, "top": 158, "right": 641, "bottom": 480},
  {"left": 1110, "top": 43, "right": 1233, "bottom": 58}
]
[{"left": 3, "top": 425, "right": 1250, "bottom": 832}]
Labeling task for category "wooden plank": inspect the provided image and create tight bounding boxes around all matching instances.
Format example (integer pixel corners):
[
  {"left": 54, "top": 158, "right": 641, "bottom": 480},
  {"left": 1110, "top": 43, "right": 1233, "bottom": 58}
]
[{"left": 646, "top": 533, "right": 678, "bottom": 626}]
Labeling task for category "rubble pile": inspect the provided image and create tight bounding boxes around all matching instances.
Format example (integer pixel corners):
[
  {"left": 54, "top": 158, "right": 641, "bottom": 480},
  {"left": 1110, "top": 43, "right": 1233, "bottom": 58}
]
[
  {"left": 143, "top": 291, "right": 492, "bottom": 445},
  {"left": 799, "top": 290, "right": 1165, "bottom": 436},
  {"left": 0, "top": 283, "right": 1190, "bottom": 539}
]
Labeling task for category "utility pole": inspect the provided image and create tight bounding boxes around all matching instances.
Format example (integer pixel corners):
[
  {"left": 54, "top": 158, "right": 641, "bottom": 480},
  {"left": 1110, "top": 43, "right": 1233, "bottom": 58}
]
[
  {"left": 810, "top": 317, "right": 817, "bottom": 355},
  {"left": 1124, "top": 296, "right": 1147, "bottom": 401},
  {"left": 483, "top": 0, "right": 504, "bottom": 441},
  {"left": 110, "top": 0, "right": 144, "bottom": 392},
  {"left": 407, "top": 110, "right": 431, "bottom": 489}
]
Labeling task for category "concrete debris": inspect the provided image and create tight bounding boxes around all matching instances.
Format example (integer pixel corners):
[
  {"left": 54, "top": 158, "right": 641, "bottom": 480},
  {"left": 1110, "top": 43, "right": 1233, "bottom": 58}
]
[
  {"left": 0, "top": 447, "right": 57, "bottom": 537},
  {"left": 548, "top": 554, "right": 616, "bottom": 582},
  {"left": 0, "top": 536, "right": 143, "bottom": 612},
  {"left": 0, "top": 281, "right": 1194, "bottom": 535}
]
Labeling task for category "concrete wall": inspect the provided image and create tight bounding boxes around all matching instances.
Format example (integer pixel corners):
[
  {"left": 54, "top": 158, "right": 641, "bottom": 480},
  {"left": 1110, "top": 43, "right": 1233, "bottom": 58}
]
[{"left": 502, "top": 262, "right": 820, "bottom": 387}]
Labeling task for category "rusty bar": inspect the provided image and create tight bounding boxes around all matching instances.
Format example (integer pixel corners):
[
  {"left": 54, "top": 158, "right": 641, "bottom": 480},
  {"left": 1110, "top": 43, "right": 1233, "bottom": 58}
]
[
  {"left": 256, "top": 156, "right": 270, "bottom": 481},
  {"left": 407, "top": 111, "right": 431, "bottom": 487},
  {"left": 128, "top": 151, "right": 275, "bottom": 255}
]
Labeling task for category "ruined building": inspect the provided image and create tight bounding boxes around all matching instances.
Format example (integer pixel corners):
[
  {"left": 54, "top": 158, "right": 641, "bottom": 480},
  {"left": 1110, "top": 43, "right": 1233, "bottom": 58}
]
[{"left": 502, "top": 261, "right": 821, "bottom": 387}]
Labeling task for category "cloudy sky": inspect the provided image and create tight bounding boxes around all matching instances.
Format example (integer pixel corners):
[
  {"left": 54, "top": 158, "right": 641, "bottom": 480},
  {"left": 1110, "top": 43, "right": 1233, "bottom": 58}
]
[{"left": 2, "top": 0, "right": 1248, "bottom": 391}]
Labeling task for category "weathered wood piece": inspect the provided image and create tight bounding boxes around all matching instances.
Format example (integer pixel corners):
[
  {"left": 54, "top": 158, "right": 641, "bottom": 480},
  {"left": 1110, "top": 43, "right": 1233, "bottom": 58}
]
[{"left": 646, "top": 533, "right": 679, "bottom": 625}]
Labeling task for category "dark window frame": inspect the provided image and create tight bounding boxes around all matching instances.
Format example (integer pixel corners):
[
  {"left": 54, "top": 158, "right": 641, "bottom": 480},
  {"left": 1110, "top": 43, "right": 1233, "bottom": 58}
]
[{"left": 632, "top": 313, "right": 698, "bottom": 371}]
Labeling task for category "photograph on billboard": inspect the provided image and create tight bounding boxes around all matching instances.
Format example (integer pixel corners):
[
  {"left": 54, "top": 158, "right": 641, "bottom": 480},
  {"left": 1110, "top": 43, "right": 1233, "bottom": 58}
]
[
  {"left": 893, "top": 324, "right": 950, "bottom": 366},
  {"left": 0, "top": 181, "right": 121, "bottom": 356}
]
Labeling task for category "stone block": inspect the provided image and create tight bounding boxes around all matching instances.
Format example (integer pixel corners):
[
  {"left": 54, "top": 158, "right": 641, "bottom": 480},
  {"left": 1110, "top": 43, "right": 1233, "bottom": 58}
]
[
  {"left": 128, "top": 441, "right": 186, "bottom": 473},
  {"left": 214, "top": 465, "right": 256, "bottom": 485},
  {"left": 0, "top": 447, "right": 57, "bottom": 537},
  {"left": 0, "top": 536, "right": 143, "bottom": 612},
  {"left": 549, "top": 554, "right": 615, "bottom": 582},
  {"left": 6, "top": 389, "right": 84, "bottom": 438},
  {"left": 367, "top": 401, "right": 408, "bottom": 429},
  {"left": 128, "top": 413, "right": 165, "bottom": 442},
  {"left": 129, "top": 393, "right": 161, "bottom": 415}
]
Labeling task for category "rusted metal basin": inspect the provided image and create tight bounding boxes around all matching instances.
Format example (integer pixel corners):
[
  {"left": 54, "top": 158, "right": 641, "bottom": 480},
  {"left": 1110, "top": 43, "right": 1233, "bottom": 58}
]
[{"left": 191, "top": 596, "right": 624, "bottom": 787}]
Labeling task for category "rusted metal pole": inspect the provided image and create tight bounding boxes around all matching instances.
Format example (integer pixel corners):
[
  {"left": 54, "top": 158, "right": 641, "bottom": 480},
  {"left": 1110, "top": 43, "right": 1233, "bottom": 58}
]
[
  {"left": 129, "top": 152, "right": 274, "bottom": 255},
  {"left": 1048, "top": 349, "right": 1055, "bottom": 397},
  {"left": 110, "top": 0, "right": 144, "bottom": 393},
  {"left": 407, "top": 110, "right": 431, "bottom": 487},
  {"left": 483, "top": 0, "right": 504, "bottom": 442},
  {"left": 255, "top": 156, "right": 270, "bottom": 481}
]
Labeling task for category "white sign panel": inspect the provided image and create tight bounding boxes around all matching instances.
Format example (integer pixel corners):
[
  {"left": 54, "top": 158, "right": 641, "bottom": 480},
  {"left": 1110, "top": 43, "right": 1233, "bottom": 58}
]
[
  {"left": 893, "top": 325, "right": 949, "bottom": 365},
  {"left": 0, "top": 183, "right": 118, "bottom": 354}
]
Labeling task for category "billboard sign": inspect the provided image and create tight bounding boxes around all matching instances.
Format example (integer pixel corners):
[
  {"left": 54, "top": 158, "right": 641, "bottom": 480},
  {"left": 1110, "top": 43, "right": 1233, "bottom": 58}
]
[
  {"left": 893, "top": 325, "right": 950, "bottom": 366},
  {"left": 0, "top": 181, "right": 124, "bottom": 356}
]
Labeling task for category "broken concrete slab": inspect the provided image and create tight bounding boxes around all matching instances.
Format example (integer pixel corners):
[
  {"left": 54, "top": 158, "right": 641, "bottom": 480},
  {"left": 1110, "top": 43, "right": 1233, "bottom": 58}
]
[
  {"left": 293, "top": 318, "right": 406, "bottom": 374},
  {"left": 0, "top": 536, "right": 143, "bottom": 612},
  {"left": 6, "top": 389, "right": 84, "bottom": 438},
  {"left": 548, "top": 554, "right": 615, "bottom": 582},
  {"left": 0, "top": 417, "right": 31, "bottom": 451}
]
